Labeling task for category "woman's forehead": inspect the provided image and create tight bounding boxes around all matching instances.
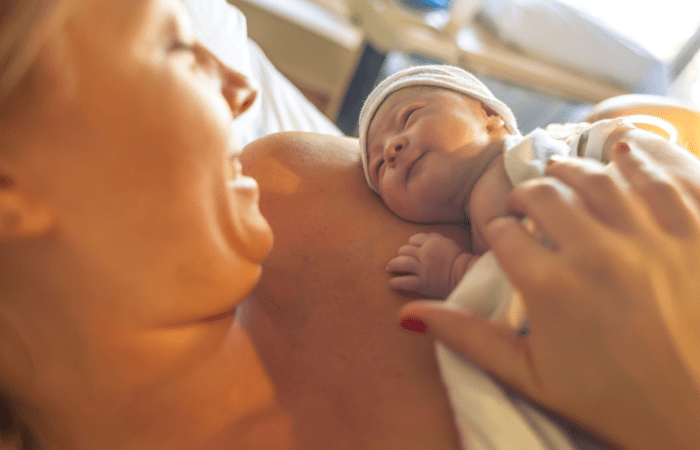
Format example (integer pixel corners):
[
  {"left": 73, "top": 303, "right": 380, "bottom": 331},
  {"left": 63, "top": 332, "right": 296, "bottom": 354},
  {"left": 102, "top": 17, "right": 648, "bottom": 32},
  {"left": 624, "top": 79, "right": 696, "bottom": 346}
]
[{"left": 78, "top": 0, "right": 180, "bottom": 33}]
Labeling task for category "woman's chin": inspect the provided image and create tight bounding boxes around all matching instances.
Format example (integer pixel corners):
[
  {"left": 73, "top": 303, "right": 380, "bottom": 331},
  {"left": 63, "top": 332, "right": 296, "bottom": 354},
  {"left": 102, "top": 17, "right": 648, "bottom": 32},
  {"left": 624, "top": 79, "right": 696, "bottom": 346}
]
[
  {"left": 228, "top": 205, "right": 274, "bottom": 264},
  {"left": 239, "top": 215, "right": 274, "bottom": 263},
  {"left": 225, "top": 176, "right": 275, "bottom": 263}
]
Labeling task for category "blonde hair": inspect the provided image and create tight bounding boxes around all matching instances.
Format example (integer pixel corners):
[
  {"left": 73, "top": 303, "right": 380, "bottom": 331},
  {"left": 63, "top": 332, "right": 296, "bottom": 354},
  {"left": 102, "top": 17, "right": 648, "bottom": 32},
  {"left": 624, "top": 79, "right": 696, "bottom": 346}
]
[
  {"left": 1, "top": 2, "right": 69, "bottom": 446},
  {"left": 0, "top": 0, "right": 70, "bottom": 111}
]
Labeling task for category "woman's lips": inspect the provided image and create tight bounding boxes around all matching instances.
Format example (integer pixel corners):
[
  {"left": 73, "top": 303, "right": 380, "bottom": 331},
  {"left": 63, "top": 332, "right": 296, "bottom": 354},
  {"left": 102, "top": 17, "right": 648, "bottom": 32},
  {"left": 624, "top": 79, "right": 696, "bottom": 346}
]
[
  {"left": 196, "top": 310, "right": 235, "bottom": 323},
  {"left": 228, "top": 155, "right": 244, "bottom": 178},
  {"left": 228, "top": 156, "right": 259, "bottom": 191}
]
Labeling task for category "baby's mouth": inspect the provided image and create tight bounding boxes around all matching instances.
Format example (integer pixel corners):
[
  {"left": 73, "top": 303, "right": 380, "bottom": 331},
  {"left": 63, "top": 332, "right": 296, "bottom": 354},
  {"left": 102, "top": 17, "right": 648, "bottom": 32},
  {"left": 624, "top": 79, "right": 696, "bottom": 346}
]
[{"left": 405, "top": 151, "right": 427, "bottom": 183}]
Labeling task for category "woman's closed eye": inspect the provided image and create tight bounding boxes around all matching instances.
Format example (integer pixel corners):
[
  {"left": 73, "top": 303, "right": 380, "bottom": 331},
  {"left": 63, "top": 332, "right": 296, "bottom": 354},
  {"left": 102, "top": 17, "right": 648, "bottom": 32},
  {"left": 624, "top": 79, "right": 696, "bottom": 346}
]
[
  {"left": 169, "top": 41, "right": 217, "bottom": 74},
  {"left": 169, "top": 39, "right": 197, "bottom": 53}
]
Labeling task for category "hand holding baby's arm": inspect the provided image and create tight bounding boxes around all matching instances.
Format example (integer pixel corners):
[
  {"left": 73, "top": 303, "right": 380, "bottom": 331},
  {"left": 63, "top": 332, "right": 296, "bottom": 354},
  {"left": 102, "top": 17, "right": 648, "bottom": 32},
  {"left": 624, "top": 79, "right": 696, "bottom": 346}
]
[
  {"left": 386, "top": 233, "right": 473, "bottom": 298},
  {"left": 399, "top": 140, "right": 700, "bottom": 450}
]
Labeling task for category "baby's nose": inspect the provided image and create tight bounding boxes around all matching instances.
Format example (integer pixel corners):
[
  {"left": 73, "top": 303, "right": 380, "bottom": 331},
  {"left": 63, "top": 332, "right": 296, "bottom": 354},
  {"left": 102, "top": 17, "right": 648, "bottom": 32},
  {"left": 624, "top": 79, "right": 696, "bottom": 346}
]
[{"left": 384, "top": 136, "right": 408, "bottom": 164}]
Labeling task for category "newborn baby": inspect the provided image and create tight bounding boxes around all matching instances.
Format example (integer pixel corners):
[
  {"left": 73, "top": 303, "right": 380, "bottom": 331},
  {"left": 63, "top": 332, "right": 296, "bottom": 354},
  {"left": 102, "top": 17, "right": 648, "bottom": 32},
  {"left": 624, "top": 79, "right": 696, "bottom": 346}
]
[
  {"left": 359, "top": 65, "right": 652, "bottom": 328},
  {"left": 358, "top": 65, "right": 661, "bottom": 450}
]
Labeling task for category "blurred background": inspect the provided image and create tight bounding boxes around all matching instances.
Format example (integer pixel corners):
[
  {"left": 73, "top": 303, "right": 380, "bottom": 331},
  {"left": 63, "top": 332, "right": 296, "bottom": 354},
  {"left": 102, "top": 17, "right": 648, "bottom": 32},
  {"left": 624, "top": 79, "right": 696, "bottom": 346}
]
[{"left": 228, "top": 0, "right": 700, "bottom": 135}]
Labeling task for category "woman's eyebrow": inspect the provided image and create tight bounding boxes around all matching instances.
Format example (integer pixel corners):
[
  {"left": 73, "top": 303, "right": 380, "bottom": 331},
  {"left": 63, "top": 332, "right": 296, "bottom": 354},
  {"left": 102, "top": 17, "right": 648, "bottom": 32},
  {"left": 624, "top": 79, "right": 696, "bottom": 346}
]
[{"left": 160, "top": 11, "right": 187, "bottom": 41}]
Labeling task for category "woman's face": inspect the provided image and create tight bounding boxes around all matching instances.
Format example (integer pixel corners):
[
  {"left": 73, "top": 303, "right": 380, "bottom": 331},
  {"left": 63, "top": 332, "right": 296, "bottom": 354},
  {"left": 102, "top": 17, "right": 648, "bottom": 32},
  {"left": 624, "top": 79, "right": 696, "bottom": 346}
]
[
  {"left": 25, "top": 0, "right": 273, "bottom": 324},
  {"left": 1, "top": 0, "right": 282, "bottom": 443}
]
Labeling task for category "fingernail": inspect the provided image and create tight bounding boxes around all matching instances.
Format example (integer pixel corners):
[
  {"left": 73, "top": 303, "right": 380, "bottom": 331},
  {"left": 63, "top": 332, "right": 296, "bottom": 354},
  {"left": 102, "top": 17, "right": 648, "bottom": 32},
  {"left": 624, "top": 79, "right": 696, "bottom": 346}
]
[{"left": 400, "top": 317, "right": 428, "bottom": 334}]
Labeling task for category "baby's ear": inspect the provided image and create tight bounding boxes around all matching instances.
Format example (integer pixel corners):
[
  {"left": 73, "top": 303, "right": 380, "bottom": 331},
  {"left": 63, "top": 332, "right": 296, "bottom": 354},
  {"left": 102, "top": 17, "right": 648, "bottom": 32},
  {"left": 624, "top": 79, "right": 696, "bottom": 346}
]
[
  {"left": 479, "top": 103, "right": 505, "bottom": 133},
  {"left": 485, "top": 113, "right": 506, "bottom": 133},
  {"left": 0, "top": 169, "right": 56, "bottom": 241}
]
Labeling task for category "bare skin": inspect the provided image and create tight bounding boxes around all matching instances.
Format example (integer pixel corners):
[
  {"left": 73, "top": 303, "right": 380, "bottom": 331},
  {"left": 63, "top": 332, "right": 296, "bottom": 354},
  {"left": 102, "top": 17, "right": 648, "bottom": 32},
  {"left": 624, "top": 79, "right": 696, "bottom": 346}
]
[
  {"left": 401, "top": 133, "right": 700, "bottom": 450},
  {"left": 239, "top": 132, "right": 470, "bottom": 450},
  {"left": 0, "top": 1, "right": 293, "bottom": 448}
]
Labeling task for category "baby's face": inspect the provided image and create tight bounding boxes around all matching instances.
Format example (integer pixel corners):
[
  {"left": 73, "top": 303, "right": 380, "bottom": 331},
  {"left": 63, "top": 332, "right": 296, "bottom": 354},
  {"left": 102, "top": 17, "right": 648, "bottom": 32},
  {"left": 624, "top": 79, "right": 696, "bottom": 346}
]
[{"left": 366, "top": 86, "right": 507, "bottom": 223}]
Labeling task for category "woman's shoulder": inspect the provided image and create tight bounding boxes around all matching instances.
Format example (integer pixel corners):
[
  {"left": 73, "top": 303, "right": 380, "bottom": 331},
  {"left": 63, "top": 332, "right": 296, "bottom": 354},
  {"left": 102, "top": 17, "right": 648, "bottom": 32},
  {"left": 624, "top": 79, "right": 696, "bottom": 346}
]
[{"left": 242, "top": 131, "right": 360, "bottom": 167}]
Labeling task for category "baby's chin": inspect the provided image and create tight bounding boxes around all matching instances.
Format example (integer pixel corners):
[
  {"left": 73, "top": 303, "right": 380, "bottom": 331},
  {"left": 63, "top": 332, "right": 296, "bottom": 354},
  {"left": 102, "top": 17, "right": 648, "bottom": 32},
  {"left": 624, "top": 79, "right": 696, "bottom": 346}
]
[{"left": 388, "top": 201, "right": 464, "bottom": 224}]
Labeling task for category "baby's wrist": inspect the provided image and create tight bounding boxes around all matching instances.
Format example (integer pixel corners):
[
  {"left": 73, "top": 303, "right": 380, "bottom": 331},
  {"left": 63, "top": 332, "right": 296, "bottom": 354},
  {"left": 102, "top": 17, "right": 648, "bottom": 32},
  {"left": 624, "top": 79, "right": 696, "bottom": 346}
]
[{"left": 450, "top": 252, "right": 474, "bottom": 291}]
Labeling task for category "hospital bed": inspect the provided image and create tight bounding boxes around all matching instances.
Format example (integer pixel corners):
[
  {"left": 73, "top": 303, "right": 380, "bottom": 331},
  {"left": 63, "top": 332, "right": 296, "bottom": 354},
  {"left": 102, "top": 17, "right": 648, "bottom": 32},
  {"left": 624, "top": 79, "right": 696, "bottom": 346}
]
[
  {"left": 187, "top": 0, "right": 699, "bottom": 156},
  {"left": 228, "top": 0, "right": 700, "bottom": 135}
]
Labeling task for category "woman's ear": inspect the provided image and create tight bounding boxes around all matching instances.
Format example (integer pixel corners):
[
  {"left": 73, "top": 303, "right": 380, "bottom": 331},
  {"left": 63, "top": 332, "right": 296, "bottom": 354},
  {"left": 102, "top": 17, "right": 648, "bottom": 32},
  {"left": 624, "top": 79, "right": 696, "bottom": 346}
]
[{"left": 0, "top": 171, "right": 55, "bottom": 241}]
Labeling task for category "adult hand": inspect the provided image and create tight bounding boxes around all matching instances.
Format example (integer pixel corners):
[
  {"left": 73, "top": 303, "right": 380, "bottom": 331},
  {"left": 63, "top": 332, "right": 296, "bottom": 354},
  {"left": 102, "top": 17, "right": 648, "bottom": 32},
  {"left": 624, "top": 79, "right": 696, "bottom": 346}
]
[{"left": 399, "top": 142, "right": 700, "bottom": 450}]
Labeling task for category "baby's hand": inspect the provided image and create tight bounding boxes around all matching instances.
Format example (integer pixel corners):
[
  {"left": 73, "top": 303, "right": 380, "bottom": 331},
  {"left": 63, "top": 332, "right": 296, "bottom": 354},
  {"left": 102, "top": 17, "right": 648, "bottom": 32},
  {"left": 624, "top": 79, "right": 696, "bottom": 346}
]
[{"left": 386, "top": 233, "right": 466, "bottom": 299}]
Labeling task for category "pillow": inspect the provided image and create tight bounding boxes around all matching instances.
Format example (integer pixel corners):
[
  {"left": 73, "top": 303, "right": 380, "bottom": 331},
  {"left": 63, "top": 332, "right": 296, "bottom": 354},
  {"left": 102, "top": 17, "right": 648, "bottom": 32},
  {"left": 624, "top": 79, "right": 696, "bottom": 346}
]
[{"left": 184, "top": 0, "right": 343, "bottom": 145}]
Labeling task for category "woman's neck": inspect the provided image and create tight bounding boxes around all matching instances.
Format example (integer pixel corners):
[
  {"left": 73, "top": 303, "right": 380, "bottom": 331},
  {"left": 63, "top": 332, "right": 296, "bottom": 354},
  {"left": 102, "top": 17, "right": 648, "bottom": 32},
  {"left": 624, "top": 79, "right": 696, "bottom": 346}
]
[{"left": 29, "top": 318, "right": 295, "bottom": 450}]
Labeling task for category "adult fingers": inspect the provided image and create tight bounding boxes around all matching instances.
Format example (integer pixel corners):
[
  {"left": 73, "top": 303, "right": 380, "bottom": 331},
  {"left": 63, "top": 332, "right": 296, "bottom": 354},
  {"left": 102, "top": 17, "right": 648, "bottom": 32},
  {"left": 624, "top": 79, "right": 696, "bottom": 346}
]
[
  {"left": 482, "top": 216, "right": 559, "bottom": 299},
  {"left": 505, "top": 177, "right": 596, "bottom": 250},
  {"left": 545, "top": 155, "right": 637, "bottom": 232},
  {"left": 612, "top": 144, "right": 700, "bottom": 237},
  {"left": 398, "top": 301, "right": 535, "bottom": 395}
]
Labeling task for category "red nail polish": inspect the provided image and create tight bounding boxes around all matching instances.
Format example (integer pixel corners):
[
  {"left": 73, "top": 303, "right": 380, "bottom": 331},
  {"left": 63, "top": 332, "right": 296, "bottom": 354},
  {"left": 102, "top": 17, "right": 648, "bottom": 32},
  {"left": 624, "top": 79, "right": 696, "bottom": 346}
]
[{"left": 400, "top": 317, "right": 428, "bottom": 334}]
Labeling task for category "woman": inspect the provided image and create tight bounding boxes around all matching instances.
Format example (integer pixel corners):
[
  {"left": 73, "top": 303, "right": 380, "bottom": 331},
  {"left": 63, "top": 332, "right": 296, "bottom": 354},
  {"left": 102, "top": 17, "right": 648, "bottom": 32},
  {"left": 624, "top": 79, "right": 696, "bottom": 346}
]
[
  {"left": 1, "top": 0, "right": 292, "bottom": 448},
  {"left": 1, "top": 0, "right": 699, "bottom": 449}
]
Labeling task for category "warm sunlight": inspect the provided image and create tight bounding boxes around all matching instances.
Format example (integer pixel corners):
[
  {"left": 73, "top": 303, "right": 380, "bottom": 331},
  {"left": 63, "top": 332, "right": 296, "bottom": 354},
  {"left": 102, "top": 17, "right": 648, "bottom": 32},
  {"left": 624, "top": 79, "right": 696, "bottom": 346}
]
[
  {"left": 558, "top": 0, "right": 700, "bottom": 105},
  {"left": 559, "top": 0, "right": 700, "bottom": 60}
]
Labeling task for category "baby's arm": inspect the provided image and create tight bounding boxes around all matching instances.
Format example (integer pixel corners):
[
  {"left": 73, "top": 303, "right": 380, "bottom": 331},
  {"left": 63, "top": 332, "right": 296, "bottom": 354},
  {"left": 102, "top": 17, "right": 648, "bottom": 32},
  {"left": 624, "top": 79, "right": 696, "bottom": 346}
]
[{"left": 386, "top": 233, "right": 477, "bottom": 299}]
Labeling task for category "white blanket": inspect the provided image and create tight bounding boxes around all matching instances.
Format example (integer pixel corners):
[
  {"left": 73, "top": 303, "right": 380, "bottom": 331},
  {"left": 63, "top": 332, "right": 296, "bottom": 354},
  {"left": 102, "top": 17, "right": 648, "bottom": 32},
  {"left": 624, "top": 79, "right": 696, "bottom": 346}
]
[{"left": 438, "top": 119, "right": 652, "bottom": 450}]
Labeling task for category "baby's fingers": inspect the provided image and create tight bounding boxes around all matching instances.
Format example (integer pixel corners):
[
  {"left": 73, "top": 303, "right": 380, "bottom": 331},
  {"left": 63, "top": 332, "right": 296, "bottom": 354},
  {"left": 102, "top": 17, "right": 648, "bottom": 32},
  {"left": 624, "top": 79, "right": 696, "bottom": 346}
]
[
  {"left": 389, "top": 274, "right": 423, "bottom": 293},
  {"left": 396, "top": 243, "right": 420, "bottom": 257},
  {"left": 613, "top": 144, "right": 700, "bottom": 237},
  {"left": 408, "top": 233, "right": 431, "bottom": 245},
  {"left": 386, "top": 255, "right": 420, "bottom": 274}
]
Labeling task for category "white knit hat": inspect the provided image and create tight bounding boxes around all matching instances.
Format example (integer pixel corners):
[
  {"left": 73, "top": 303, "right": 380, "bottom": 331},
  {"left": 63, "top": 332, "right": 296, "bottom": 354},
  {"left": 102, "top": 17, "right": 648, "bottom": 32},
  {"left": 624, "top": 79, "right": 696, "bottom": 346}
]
[{"left": 358, "top": 65, "right": 520, "bottom": 192}]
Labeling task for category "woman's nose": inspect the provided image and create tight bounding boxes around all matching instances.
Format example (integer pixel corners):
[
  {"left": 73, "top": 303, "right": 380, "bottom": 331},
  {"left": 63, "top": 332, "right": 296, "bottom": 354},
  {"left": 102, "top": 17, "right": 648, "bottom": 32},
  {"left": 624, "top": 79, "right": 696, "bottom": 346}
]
[{"left": 218, "top": 63, "right": 257, "bottom": 118}]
